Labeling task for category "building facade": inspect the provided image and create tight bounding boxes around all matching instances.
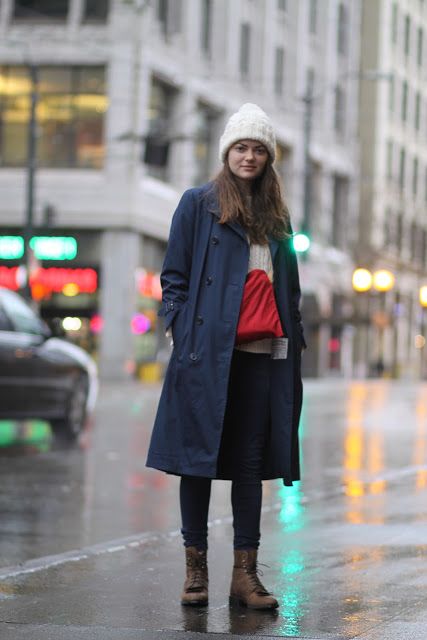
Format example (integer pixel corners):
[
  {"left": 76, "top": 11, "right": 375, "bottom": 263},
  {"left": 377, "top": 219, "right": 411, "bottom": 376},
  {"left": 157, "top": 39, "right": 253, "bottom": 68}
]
[
  {"left": 358, "top": 0, "right": 427, "bottom": 378},
  {"left": 0, "top": 0, "right": 362, "bottom": 378}
]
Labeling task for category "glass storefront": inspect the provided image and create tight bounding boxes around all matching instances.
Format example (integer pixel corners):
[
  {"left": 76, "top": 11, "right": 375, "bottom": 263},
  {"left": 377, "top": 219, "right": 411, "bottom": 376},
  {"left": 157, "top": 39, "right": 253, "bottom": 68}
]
[
  {"left": 13, "top": 1, "right": 70, "bottom": 19},
  {"left": 13, "top": 1, "right": 109, "bottom": 22},
  {"left": 194, "top": 103, "right": 219, "bottom": 186},
  {"left": 84, "top": 1, "right": 110, "bottom": 21},
  {"left": 0, "top": 65, "right": 107, "bottom": 169},
  {"left": 145, "top": 78, "right": 176, "bottom": 181}
]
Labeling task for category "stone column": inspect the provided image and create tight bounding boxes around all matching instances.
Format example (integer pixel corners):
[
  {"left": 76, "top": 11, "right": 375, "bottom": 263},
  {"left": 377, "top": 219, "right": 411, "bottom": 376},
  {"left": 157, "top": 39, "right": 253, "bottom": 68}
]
[{"left": 99, "top": 229, "right": 140, "bottom": 380}]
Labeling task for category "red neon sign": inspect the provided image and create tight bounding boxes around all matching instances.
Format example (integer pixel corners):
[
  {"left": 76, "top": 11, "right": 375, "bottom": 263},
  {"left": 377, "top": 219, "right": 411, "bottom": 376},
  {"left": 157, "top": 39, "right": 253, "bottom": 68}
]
[
  {"left": 136, "top": 269, "right": 162, "bottom": 301},
  {"left": 0, "top": 266, "right": 98, "bottom": 293}
]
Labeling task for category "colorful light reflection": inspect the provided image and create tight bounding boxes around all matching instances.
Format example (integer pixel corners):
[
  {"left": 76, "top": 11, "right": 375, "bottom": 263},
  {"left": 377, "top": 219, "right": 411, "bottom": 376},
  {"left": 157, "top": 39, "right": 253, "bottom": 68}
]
[{"left": 131, "top": 313, "right": 151, "bottom": 335}]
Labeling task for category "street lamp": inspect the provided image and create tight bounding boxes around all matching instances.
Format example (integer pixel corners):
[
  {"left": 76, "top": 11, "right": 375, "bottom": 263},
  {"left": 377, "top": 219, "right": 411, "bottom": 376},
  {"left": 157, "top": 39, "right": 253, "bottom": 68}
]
[
  {"left": 372, "top": 269, "right": 395, "bottom": 376},
  {"left": 352, "top": 268, "right": 374, "bottom": 376},
  {"left": 351, "top": 267, "right": 395, "bottom": 377},
  {"left": 352, "top": 268, "right": 373, "bottom": 293},
  {"left": 372, "top": 269, "right": 395, "bottom": 293}
]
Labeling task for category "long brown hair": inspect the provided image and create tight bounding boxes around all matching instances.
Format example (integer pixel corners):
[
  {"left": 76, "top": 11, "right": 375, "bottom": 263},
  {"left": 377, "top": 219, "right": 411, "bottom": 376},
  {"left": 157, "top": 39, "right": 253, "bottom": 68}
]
[{"left": 213, "top": 159, "right": 291, "bottom": 244}]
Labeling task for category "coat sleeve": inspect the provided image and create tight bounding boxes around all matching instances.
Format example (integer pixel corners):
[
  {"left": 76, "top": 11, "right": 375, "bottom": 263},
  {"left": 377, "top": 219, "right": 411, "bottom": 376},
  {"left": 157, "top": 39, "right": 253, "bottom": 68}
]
[
  {"left": 158, "top": 189, "right": 196, "bottom": 332},
  {"left": 287, "top": 236, "right": 307, "bottom": 350}
]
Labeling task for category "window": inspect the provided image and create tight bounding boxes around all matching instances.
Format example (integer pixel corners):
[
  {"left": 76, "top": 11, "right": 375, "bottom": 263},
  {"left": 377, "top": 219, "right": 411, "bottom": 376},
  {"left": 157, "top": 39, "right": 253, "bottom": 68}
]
[
  {"left": 334, "top": 85, "right": 345, "bottom": 134},
  {"left": 386, "top": 140, "right": 393, "bottom": 181},
  {"left": 331, "top": 176, "right": 349, "bottom": 249},
  {"left": 410, "top": 222, "right": 424, "bottom": 262},
  {"left": 0, "top": 305, "right": 13, "bottom": 331},
  {"left": 13, "top": 0, "right": 69, "bottom": 19},
  {"left": 83, "top": 0, "right": 109, "bottom": 21},
  {"left": 384, "top": 208, "right": 394, "bottom": 248},
  {"left": 415, "top": 92, "right": 421, "bottom": 130},
  {"left": 389, "top": 74, "right": 395, "bottom": 113},
  {"left": 0, "top": 65, "right": 107, "bottom": 169},
  {"left": 240, "top": 23, "right": 251, "bottom": 78},
  {"left": 157, "top": 0, "right": 182, "bottom": 38},
  {"left": 309, "top": 0, "right": 317, "bottom": 34},
  {"left": 401, "top": 80, "right": 408, "bottom": 122},
  {"left": 391, "top": 2, "right": 398, "bottom": 45},
  {"left": 396, "top": 213, "right": 404, "bottom": 252},
  {"left": 200, "top": 0, "right": 212, "bottom": 55},
  {"left": 417, "top": 27, "right": 423, "bottom": 66},
  {"left": 413, "top": 157, "right": 419, "bottom": 197},
  {"left": 399, "top": 148, "right": 406, "bottom": 191},
  {"left": 274, "top": 47, "right": 285, "bottom": 96},
  {"left": 194, "top": 104, "right": 218, "bottom": 185},
  {"left": 425, "top": 166, "right": 427, "bottom": 202},
  {"left": 275, "top": 143, "right": 292, "bottom": 189},
  {"left": 144, "top": 78, "right": 176, "bottom": 181},
  {"left": 337, "top": 3, "right": 347, "bottom": 55},
  {"left": 0, "top": 289, "right": 44, "bottom": 335},
  {"left": 404, "top": 14, "right": 410, "bottom": 57},
  {"left": 422, "top": 230, "right": 427, "bottom": 268},
  {"left": 306, "top": 67, "right": 315, "bottom": 97}
]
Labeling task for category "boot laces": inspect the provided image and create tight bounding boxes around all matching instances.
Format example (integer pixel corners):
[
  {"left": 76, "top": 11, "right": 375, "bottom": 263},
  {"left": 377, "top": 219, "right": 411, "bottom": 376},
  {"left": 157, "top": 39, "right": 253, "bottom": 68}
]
[
  {"left": 186, "top": 555, "right": 207, "bottom": 593},
  {"left": 244, "top": 561, "right": 272, "bottom": 596}
]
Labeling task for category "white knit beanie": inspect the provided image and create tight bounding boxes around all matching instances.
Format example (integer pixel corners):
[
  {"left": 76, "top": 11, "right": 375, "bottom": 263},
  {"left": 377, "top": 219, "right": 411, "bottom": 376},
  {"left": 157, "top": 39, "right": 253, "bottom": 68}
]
[{"left": 219, "top": 103, "right": 276, "bottom": 163}]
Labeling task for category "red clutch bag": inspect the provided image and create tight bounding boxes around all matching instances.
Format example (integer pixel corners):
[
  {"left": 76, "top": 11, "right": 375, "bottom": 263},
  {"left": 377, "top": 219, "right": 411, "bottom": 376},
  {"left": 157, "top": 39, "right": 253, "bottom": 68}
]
[{"left": 235, "top": 269, "right": 284, "bottom": 345}]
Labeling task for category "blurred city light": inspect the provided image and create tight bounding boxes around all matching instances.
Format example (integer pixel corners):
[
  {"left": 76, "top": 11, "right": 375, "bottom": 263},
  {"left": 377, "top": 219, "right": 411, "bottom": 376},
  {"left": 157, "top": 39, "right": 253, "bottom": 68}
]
[
  {"left": 292, "top": 233, "right": 310, "bottom": 253},
  {"left": 90, "top": 314, "right": 104, "bottom": 334},
  {"left": 420, "top": 286, "right": 427, "bottom": 307},
  {"left": 414, "top": 334, "right": 426, "bottom": 349},
  {"left": 62, "top": 317, "right": 82, "bottom": 331},
  {"left": 0, "top": 235, "right": 77, "bottom": 260},
  {"left": 131, "top": 313, "right": 151, "bottom": 335},
  {"left": 62, "top": 282, "right": 80, "bottom": 297},
  {"left": 372, "top": 270, "right": 395, "bottom": 292},
  {"left": 352, "top": 268, "right": 372, "bottom": 292}
]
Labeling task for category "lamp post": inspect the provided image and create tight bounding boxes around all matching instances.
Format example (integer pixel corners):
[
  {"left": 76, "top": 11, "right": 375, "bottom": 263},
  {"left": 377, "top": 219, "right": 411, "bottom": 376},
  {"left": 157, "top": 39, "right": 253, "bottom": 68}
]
[
  {"left": 352, "top": 268, "right": 373, "bottom": 377},
  {"left": 351, "top": 268, "right": 395, "bottom": 377},
  {"left": 419, "top": 286, "right": 427, "bottom": 379},
  {"left": 22, "top": 63, "right": 39, "bottom": 300},
  {"left": 372, "top": 269, "right": 395, "bottom": 376}
]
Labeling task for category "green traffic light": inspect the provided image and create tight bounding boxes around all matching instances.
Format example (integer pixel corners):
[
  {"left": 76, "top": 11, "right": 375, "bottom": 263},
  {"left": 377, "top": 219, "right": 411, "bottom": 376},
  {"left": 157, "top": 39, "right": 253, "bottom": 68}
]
[{"left": 293, "top": 233, "right": 310, "bottom": 253}]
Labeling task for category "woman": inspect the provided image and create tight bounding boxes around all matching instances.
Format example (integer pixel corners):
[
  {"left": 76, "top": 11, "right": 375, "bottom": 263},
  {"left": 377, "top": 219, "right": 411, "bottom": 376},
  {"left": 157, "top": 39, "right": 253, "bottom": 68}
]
[{"left": 146, "top": 103, "right": 306, "bottom": 610}]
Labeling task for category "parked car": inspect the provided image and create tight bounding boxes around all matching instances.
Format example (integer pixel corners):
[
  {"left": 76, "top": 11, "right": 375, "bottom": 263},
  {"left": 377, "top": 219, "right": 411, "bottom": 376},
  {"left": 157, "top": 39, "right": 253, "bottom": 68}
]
[{"left": 0, "top": 287, "right": 98, "bottom": 440}]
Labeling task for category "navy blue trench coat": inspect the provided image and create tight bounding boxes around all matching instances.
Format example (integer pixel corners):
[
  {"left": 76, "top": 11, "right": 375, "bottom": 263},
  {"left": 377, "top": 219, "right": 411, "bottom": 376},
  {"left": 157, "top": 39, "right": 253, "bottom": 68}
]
[{"left": 146, "top": 183, "right": 306, "bottom": 486}]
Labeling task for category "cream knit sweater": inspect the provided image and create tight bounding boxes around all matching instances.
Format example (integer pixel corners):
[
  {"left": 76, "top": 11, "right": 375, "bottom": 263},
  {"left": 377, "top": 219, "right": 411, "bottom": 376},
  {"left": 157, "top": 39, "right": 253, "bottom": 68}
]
[{"left": 235, "top": 243, "right": 274, "bottom": 354}]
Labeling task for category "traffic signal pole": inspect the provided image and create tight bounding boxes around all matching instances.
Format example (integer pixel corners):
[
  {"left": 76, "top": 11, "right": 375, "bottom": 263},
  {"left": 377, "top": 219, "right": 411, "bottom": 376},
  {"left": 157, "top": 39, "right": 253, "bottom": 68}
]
[
  {"left": 301, "top": 82, "right": 313, "bottom": 261},
  {"left": 23, "top": 63, "right": 38, "bottom": 299}
]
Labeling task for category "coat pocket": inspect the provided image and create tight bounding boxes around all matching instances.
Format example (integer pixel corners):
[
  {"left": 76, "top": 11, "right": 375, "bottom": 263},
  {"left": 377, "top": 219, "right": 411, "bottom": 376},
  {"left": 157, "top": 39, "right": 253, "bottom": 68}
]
[{"left": 171, "top": 303, "right": 189, "bottom": 359}]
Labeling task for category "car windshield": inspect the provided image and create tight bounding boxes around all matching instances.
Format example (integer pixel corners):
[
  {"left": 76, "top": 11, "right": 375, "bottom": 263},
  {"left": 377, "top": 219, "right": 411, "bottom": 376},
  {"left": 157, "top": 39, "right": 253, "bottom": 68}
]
[{"left": 0, "top": 289, "right": 46, "bottom": 335}]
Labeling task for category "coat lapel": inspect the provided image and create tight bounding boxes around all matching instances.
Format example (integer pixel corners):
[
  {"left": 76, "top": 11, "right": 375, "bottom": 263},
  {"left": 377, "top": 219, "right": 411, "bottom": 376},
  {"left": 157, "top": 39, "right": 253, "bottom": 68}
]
[
  {"left": 205, "top": 189, "right": 248, "bottom": 244},
  {"left": 269, "top": 237, "right": 279, "bottom": 263}
]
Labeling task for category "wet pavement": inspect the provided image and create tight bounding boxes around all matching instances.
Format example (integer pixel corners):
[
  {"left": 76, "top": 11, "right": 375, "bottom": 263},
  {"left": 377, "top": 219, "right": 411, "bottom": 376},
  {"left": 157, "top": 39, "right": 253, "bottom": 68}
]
[{"left": 0, "top": 379, "right": 426, "bottom": 638}]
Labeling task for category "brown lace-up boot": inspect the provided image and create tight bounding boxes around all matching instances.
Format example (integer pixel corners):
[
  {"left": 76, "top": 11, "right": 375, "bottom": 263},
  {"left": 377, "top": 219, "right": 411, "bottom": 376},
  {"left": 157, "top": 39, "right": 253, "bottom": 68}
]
[
  {"left": 181, "top": 546, "right": 208, "bottom": 606},
  {"left": 229, "top": 549, "right": 278, "bottom": 610}
]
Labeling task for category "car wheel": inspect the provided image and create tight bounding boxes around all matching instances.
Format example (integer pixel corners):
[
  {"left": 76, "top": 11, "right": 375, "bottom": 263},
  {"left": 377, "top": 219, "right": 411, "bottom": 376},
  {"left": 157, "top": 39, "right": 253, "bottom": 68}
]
[{"left": 51, "top": 375, "right": 88, "bottom": 441}]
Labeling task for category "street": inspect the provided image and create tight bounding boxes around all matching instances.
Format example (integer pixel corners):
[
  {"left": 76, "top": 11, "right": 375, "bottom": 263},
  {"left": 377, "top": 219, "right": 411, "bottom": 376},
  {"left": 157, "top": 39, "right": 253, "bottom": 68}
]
[{"left": 0, "top": 378, "right": 426, "bottom": 639}]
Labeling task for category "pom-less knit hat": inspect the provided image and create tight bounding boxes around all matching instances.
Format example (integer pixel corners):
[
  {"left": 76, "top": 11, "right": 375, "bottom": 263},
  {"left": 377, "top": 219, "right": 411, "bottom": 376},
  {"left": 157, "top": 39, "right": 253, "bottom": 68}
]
[{"left": 219, "top": 103, "right": 276, "bottom": 163}]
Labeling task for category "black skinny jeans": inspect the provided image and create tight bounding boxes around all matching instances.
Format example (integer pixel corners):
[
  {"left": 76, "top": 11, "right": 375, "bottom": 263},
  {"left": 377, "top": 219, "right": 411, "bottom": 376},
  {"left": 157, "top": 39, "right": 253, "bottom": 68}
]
[{"left": 180, "top": 350, "right": 271, "bottom": 550}]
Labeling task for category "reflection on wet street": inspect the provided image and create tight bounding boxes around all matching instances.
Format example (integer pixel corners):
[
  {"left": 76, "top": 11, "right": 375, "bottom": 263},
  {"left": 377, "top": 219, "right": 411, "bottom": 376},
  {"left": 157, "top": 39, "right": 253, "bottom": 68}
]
[{"left": 0, "top": 379, "right": 427, "bottom": 638}]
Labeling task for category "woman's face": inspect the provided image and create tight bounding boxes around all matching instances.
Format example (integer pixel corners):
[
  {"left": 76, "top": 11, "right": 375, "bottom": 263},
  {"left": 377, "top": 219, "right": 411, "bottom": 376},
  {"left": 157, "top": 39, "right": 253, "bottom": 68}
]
[{"left": 227, "top": 139, "right": 269, "bottom": 182}]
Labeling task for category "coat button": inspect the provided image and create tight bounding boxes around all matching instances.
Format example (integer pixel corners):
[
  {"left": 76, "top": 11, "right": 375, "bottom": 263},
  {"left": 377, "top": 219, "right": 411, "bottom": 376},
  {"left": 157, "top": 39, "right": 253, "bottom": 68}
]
[
  {"left": 211, "top": 236, "right": 219, "bottom": 245},
  {"left": 206, "top": 276, "right": 213, "bottom": 285},
  {"left": 196, "top": 316, "right": 204, "bottom": 325},
  {"left": 189, "top": 352, "right": 198, "bottom": 361}
]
